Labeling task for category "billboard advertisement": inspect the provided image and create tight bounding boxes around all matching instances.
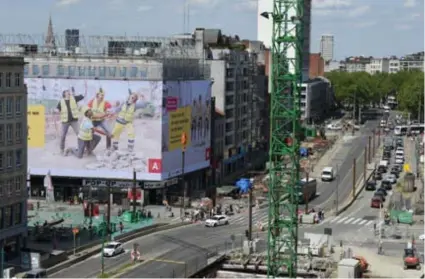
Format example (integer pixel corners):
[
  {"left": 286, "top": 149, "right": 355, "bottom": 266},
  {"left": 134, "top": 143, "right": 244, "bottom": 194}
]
[
  {"left": 161, "top": 80, "right": 212, "bottom": 179},
  {"left": 25, "top": 78, "right": 163, "bottom": 180}
]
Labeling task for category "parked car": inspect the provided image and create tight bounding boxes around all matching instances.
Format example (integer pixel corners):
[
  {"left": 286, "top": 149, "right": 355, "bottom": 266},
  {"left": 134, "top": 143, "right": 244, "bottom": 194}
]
[
  {"left": 381, "top": 180, "right": 392, "bottom": 190},
  {"left": 376, "top": 187, "right": 388, "bottom": 196},
  {"left": 365, "top": 180, "right": 377, "bottom": 191},
  {"left": 385, "top": 174, "right": 397, "bottom": 184},
  {"left": 374, "top": 172, "right": 383, "bottom": 181},
  {"left": 371, "top": 196, "right": 383, "bottom": 208},
  {"left": 390, "top": 168, "right": 400, "bottom": 177},
  {"left": 374, "top": 191, "right": 386, "bottom": 202},
  {"left": 205, "top": 215, "right": 229, "bottom": 227},
  {"left": 395, "top": 158, "right": 404, "bottom": 164}
]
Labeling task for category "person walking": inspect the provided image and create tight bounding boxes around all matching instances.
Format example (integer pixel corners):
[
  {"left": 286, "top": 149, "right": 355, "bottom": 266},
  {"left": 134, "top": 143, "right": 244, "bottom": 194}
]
[
  {"left": 111, "top": 92, "right": 149, "bottom": 152},
  {"left": 65, "top": 107, "right": 101, "bottom": 158},
  {"left": 87, "top": 88, "right": 113, "bottom": 149},
  {"left": 55, "top": 84, "right": 87, "bottom": 155}
]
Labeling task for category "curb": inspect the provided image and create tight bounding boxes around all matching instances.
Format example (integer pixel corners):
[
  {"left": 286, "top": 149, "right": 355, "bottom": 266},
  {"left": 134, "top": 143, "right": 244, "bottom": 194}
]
[{"left": 47, "top": 222, "right": 191, "bottom": 275}]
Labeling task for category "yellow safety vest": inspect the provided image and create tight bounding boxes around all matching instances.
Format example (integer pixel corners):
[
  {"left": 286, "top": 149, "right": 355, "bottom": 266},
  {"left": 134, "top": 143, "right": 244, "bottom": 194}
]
[
  {"left": 78, "top": 118, "right": 93, "bottom": 141},
  {"left": 118, "top": 103, "right": 136, "bottom": 123},
  {"left": 60, "top": 96, "right": 79, "bottom": 123},
  {"left": 91, "top": 99, "right": 105, "bottom": 121}
]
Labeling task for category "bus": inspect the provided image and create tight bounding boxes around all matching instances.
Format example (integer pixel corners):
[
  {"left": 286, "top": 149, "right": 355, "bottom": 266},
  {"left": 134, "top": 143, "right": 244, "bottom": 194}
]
[{"left": 394, "top": 125, "right": 408, "bottom": 136}]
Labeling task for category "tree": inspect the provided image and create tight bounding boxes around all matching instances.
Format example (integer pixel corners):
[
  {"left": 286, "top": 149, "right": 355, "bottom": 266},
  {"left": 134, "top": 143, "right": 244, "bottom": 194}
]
[{"left": 325, "top": 70, "right": 424, "bottom": 117}]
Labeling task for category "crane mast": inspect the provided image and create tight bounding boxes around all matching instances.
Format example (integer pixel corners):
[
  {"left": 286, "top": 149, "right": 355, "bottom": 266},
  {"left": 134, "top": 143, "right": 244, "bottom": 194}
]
[{"left": 267, "top": 0, "right": 304, "bottom": 278}]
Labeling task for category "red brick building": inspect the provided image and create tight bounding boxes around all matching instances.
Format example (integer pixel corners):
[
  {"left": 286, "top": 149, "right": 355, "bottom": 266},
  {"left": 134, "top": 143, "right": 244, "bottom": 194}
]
[{"left": 309, "top": 53, "right": 324, "bottom": 78}]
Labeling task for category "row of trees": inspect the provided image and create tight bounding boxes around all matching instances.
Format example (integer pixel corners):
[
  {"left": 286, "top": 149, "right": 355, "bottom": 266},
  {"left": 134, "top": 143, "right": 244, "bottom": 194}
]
[{"left": 325, "top": 70, "right": 424, "bottom": 118}]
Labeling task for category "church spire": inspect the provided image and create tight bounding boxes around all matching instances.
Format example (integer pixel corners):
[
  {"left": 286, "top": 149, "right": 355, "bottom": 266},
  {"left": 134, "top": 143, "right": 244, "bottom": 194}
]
[{"left": 45, "top": 14, "right": 56, "bottom": 50}]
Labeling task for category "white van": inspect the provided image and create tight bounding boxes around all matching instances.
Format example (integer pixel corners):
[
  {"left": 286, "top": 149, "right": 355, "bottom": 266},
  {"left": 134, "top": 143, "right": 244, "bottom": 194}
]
[{"left": 321, "top": 167, "right": 335, "bottom": 182}]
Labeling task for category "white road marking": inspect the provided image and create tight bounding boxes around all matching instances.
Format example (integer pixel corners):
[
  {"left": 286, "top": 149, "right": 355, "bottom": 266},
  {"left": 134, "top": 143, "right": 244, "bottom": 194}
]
[
  {"left": 336, "top": 217, "right": 348, "bottom": 224},
  {"left": 365, "top": 220, "right": 374, "bottom": 226},
  {"left": 344, "top": 217, "right": 355, "bottom": 224},
  {"left": 329, "top": 216, "right": 342, "bottom": 223},
  {"left": 351, "top": 218, "right": 361, "bottom": 225},
  {"left": 358, "top": 220, "right": 367, "bottom": 225}
]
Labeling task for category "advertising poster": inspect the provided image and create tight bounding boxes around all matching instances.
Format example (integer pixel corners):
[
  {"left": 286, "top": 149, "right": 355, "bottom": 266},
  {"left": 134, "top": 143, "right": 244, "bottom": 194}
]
[
  {"left": 161, "top": 80, "right": 212, "bottom": 179},
  {"left": 25, "top": 78, "right": 163, "bottom": 180}
]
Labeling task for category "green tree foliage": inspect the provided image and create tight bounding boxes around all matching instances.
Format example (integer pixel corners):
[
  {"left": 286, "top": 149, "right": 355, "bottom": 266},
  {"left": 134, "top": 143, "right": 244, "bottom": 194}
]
[{"left": 325, "top": 70, "right": 424, "bottom": 117}]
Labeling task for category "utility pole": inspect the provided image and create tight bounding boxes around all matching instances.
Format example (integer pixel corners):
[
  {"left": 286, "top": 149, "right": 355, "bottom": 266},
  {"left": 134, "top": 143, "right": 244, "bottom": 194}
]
[
  {"left": 352, "top": 158, "right": 356, "bottom": 199},
  {"left": 305, "top": 171, "right": 309, "bottom": 214},
  {"left": 364, "top": 147, "right": 367, "bottom": 186},
  {"left": 181, "top": 132, "right": 187, "bottom": 216},
  {"left": 248, "top": 180, "right": 253, "bottom": 241},
  {"left": 132, "top": 169, "right": 137, "bottom": 218},
  {"left": 0, "top": 244, "right": 4, "bottom": 279},
  {"left": 372, "top": 129, "right": 376, "bottom": 156},
  {"left": 210, "top": 97, "right": 217, "bottom": 207},
  {"left": 106, "top": 184, "right": 111, "bottom": 239},
  {"left": 378, "top": 206, "right": 383, "bottom": 254},
  {"left": 335, "top": 165, "right": 340, "bottom": 214}
]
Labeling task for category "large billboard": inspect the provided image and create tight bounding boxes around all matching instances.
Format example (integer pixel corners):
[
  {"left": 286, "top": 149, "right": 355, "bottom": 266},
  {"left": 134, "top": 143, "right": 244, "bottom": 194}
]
[
  {"left": 161, "top": 80, "right": 212, "bottom": 179},
  {"left": 25, "top": 78, "right": 163, "bottom": 180}
]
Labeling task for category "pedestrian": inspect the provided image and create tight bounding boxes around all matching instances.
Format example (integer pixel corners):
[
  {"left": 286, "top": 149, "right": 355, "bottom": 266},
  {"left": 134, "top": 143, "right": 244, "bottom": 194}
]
[{"left": 119, "top": 222, "right": 124, "bottom": 234}]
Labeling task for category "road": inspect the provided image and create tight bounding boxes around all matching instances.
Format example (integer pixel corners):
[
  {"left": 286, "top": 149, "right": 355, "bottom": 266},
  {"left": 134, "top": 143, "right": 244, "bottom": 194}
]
[{"left": 310, "top": 120, "right": 379, "bottom": 208}]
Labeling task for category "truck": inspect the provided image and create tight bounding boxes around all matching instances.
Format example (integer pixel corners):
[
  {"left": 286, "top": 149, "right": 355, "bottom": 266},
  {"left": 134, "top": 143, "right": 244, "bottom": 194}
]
[{"left": 298, "top": 178, "right": 317, "bottom": 203}]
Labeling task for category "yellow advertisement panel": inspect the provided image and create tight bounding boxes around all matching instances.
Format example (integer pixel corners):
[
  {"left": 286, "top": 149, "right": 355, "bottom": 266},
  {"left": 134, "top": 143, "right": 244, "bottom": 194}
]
[
  {"left": 27, "top": 105, "right": 45, "bottom": 148},
  {"left": 168, "top": 106, "right": 192, "bottom": 151}
]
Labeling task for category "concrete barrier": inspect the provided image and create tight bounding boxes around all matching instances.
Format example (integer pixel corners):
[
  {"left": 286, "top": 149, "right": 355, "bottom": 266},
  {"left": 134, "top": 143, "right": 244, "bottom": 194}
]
[{"left": 47, "top": 222, "right": 191, "bottom": 275}]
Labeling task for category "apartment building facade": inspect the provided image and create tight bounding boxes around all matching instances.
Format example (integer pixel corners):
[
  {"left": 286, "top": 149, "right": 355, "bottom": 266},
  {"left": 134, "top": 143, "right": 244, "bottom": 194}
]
[
  {"left": 320, "top": 34, "right": 334, "bottom": 62},
  {"left": 365, "top": 58, "right": 390, "bottom": 74},
  {"left": 301, "top": 77, "right": 334, "bottom": 123},
  {"left": 0, "top": 57, "right": 28, "bottom": 263}
]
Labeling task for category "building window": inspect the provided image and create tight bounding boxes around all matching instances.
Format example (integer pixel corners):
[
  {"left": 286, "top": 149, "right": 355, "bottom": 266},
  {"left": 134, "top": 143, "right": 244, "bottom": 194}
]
[
  {"left": 16, "top": 150, "right": 22, "bottom": 168},
  {"left": 42, "top": 65, "right": 50, "bottom": 76},
  {"left": 99, "top": 67, "right": 106, "bottom": 77},
  {"left": 0, "top": 153, "right": 3, "bottom": 171},
  {"left": 78, "top": 66, "right": 86, "bottom": 76},
  {"left": 0, "top": 125, "right": 4, "bottom": 146},
  {"left": 4, "top": 206, "right": 11, "bottom": 228},
  {"left": 56, "top": 65, "right": 65, "bottom": 76},
  {"left": 32, "top": 65, "right": 40, "bottom": 76},
  {"left": 5, "top": 73, "right": 11, "bottom": 87},
  {"left": 24, "top": 65, "right": 29, "bottom": 76},
  {"left": 108, "top": 67, "right": 117, "bottom": 77},
  {"left": 14, "top": 203, "right": 21, "bottom": 225},
  {"left": 6, "top": 97, "right": 13, "bottom": 116},
  {"left": 0, "top": 73, "right": 2, "bottom": 87},
  {"left": 88, "top": 66, "right": 96, "bottom": 77},
  {"left": 7, "top": 179, "right": 12, "bottom": 195},
  {"left": 225, "top": 136, "right": 233, "bottom": 146},
  {"left": 119, "top": 67, "right": 127, "bottom": 78},
  {"left": 0, "top": 98, "right": 4, "bottom": 117},
  {"left": 140, "top": 69, "right": 147, "bottom": 78},
  {"left": 15, "top": 96, "right": 22, "bottom": 116},
  {"left": 15, "top": 177, "right": 22, "bottom": 193},
  {"left": 6, "top": 151, "right": 12, "bottom": 168},
  {"left": 225, "top": 82, "right": 234, "bottom": 91},
  {"left": 0, "top": 208, "right": 2, "bottom": 229},
  {"left": 68, "top": 66, "right": 76, "bottom": 76},
  {"left": 6, "top": 124, "right": 12, "bottom": 145},
  {"left": 130, "top": 67, "right": 138, "bottom": 78},
  {"left": 15, "top": 123, "right": 22, "bottom": 143},
  {"left": 14, "top": 73, "right": 20, "bottom": 87}
]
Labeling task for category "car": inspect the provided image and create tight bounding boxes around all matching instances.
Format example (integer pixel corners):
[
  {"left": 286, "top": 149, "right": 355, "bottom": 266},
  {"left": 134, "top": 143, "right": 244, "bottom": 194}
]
[
  {"left": 390, "top": 168, "right": 400, "bottom": 177},
  {"left": 371, "top": 196, "right": 383, "bottom": 208},
  {"left": 383, "top": 151, "right": 392, "bottom": 158},
  {"left": 395, "top": 158, "right": 404, "bottom": 164},
  {"left": 386, "top": 174, "right": 397, "bottom": 183},
  {"left": 395, "top": 154, "right": 404, "bottom": 160},
  {"left": 103, "top": 241, "right": 124, "bottom": 257},
  {"left": 381, "top": 180, "right": 392, "bottom": 190},
  {"left": 374, "top": 172, "right": 383, "bottom": 180},
  {"left": 365, "top": 180, "right": 377, "bottom": 191},
  {"left": 205, "top": 215, "right": 229, "bottom": 227},
  {"left": 373, "top": 191, "right": 386, "bottom": 202},
  {"left": 392, "top": 165, "right": 402, "bottom": 172},
  {"left": 376, "top": 187, "right": 388, "bottom": 196}
]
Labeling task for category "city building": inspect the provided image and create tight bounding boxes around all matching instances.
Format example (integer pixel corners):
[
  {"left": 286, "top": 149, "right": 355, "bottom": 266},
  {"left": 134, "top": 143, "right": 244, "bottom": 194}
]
[
  {"left": 365, "top": 58, "right": 389, "bottom": 74},
  {"left": 309, "top": 53, "right": 324, "bottom": 78},
  {"left": 2, "top": 20, "right": 218, "bottom": 206},
  {"left": 0, "top": 56, "right": 28, "bottom": 263},
  {"left": 389, "top": 59, "right": 400, "bottom": 73},
  {"left": 257, "top": 0, "right": 311, "bottom": 82},
  {"left": 212, "top": 109, "right": 225, "bottom": 187},
  {"left": 324, "top": 60, "right": 344, "bottom": 72},
  {"left": 65, "top": 29, "right": 80, "bottom": 52},
  {"left": 301, "top": 77, "right": 334, "bottom": 123},
  {"left": 205, "top": 32, "right": 268, "bottom": 181},
  {"left": 320, "top": 34, "right": 334, "bottom": 62}
]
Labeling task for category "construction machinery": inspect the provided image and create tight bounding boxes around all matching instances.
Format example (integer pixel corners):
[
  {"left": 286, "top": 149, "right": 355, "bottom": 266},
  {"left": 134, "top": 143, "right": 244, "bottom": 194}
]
[{"left": 266, "top": 0, "right": 304, "bottom": 278}]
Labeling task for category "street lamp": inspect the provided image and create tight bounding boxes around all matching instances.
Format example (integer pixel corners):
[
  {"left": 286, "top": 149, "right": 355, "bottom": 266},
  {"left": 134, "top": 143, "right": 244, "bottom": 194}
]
[
  {"left": 236, "top": 178, "right": 253, "bottom": 241},
  {"left": 181, "top": 132, "right": 187, "bottom": 217}
]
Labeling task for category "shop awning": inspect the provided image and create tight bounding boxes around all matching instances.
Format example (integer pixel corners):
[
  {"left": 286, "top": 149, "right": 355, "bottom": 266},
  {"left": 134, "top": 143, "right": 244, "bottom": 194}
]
[{"left": 216, "top": 186, "right": 237, "bottom": 195}]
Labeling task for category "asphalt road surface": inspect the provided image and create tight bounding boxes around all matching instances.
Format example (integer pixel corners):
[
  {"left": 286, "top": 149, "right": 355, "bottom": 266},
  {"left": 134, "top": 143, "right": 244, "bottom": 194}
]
[{"left": 310, "top": 120, "right": 379, "bottom": 208}]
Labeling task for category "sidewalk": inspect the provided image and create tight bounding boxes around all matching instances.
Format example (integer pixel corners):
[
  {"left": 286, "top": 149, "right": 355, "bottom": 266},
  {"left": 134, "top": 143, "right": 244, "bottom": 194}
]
[{"left": 333, "top": 246, "right": 424, "bottom": 278}]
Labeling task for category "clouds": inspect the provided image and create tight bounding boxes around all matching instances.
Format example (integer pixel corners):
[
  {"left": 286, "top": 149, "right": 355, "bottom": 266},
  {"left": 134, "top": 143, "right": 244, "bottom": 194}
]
[
  {"left": 56, "top": 0, "right": 81, "bottom": 6},
  {"left": 404, "top": 0, "right": 417, "bottom": 7}
]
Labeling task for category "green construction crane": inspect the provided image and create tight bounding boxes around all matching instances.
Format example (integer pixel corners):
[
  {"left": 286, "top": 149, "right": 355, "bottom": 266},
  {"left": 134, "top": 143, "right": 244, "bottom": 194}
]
[{"left": 266, "top": 0, "right": 304, "bottom": 278}]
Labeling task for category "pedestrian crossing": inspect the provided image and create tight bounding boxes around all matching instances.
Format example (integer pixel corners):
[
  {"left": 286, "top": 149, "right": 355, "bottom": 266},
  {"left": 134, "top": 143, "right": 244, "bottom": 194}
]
[
  {"left": 326, "top": 216, "right": 383, "bottom": 228},
  {"left": 230, "top": 210, "right": 269, "bottom": 225}
]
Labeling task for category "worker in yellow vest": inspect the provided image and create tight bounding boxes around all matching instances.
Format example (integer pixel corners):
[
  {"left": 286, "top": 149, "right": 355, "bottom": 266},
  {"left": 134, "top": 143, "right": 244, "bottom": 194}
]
[
  {"left": 65, "top": 107, "right": 101, "bottom": 158},
  {"left": 111, "top": 92, "right": 149, "bottom": 152},
  {"left": 55, "top": 85, "right": 87, "bottom": 155},
  {"left": 87, "top": 89, "right": 113, "bottom": 149}
]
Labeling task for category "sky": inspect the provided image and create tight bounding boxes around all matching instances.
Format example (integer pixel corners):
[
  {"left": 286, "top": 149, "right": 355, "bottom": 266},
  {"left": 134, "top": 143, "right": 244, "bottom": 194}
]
[{"left": 0, "top": 0, "right": 423, "bottom": 59}]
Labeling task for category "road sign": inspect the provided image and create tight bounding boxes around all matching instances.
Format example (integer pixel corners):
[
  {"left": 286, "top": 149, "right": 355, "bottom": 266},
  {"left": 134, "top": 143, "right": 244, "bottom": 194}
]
[{"left": 72, "top": 228, "right": 79, "bottom": 235}]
